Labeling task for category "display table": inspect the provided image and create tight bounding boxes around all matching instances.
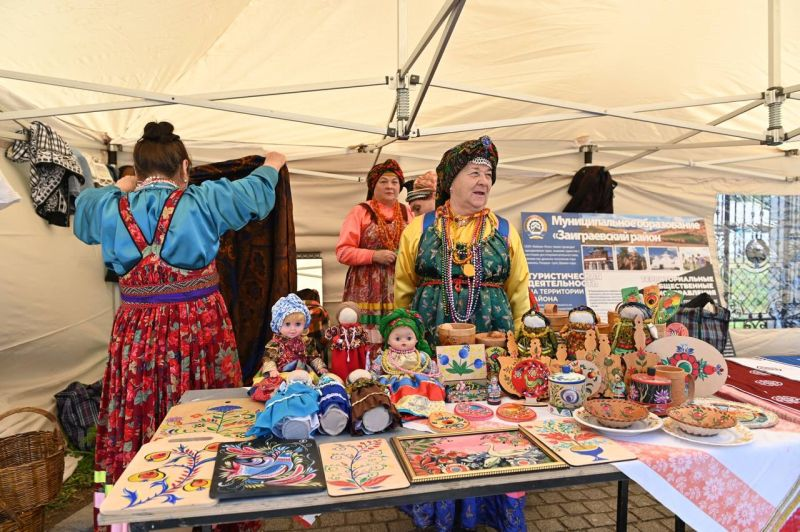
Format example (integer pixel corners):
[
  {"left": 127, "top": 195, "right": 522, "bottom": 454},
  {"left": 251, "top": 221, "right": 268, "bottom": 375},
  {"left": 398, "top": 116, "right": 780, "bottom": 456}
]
[
  {"left": 98, "top": 388, "right": 629, "bottom": 531},
  {"left": 99, "top": 387, "right": 800, "bottom": 531}
]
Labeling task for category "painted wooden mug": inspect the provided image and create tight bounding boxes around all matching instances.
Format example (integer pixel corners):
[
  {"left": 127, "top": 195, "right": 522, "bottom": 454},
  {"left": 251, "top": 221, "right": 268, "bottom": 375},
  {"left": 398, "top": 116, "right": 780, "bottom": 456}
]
[
  {"left": 548, "top": 365, "right": 586, "bottom": 417},
  {"left": 630, "top": 368, "right": 672, "bottom": 415},
  {"left": 655, "top": 364, "right": 695, "bottom": 406}
]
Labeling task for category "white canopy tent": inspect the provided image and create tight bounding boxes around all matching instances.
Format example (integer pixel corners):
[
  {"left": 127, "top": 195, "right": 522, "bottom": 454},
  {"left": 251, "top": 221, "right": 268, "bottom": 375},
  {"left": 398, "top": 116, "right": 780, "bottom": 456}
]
[{"left": 2, "top": 0, "right": 800, "bottom": 431}]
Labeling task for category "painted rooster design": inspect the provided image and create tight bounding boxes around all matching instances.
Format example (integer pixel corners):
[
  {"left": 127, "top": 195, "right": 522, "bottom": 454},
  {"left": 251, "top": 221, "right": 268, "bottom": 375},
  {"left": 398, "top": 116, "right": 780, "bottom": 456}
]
[{"left": 217, "top": 441, "right": 320, "bottom": 491}]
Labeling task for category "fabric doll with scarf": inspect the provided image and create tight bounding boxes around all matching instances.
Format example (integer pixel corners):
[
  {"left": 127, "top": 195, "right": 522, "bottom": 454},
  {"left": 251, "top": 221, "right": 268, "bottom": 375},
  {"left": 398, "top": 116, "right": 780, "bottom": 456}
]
[
  {"left": 325, "top": 301, "right": 370, "bottom": 382},
  {"left": 516, "top": 309, "right": 559, "bottom": 359}
]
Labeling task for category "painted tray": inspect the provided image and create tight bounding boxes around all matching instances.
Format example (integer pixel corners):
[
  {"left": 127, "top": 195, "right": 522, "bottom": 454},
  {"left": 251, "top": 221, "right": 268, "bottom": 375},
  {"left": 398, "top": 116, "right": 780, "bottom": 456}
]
[
  {"left": 692, "top": 398, "right": 778, "bottom": 429},
  {"left": 646, "top": 337, "right": 727, "bottom": 397},
  {"left": 573, "top": 407, "right": 663, "bottom": 435},
  {"left": 101, "top": 437, "right": 222, "bottom": 515},
  {"left": 496, "top": 403, "right": 537, "bottom": 422},
  {"left": 662, "top": 418, "right": 754, "bottom": 446},
  {"left": 428, "top": 411, "right": 471, "bottom": 432},
  {"left": 210, "top": 437, "right": 326, "bottom": 500},
  {"left": 520, "top": 419, "right": 637, "bottom": 466},
  {"left": 510, "top": 358, "right": 550, "bottom": 400},
  {"left": 454, "top": 402, "right": 494, "bottom": 421},
  {"left": 319, "top": 438, "right": 409, "bottom": 496},
  {"left": 152, "top": 398, "right": 263, "bottom": 441}
]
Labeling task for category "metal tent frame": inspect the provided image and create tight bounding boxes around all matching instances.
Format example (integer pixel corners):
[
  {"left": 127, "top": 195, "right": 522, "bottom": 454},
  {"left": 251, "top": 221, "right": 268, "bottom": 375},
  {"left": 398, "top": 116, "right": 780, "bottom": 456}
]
[{"left": 0, "top": 0, "right": 797, "bottom": 181}]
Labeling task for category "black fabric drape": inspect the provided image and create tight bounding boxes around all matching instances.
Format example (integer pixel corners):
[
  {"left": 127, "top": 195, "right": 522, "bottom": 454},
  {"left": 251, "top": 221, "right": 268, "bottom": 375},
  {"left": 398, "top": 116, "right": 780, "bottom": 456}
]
[
  {"left": 190, "top": 156, "right": 297, "bottom": 383},
  {"left": 563, "top": 165, "right": 617, "bottom": 213}
]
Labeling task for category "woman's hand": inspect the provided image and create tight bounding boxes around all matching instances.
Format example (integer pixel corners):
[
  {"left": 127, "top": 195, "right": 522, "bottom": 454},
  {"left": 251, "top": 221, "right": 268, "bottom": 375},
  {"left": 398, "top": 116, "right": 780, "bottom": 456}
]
[
  {"left": 116, "top": 175, "right": 138, "bottom": 193},
  {"left": 263, "top": 151, "right": 287, "bottom": 171},
  {"left": 372, "top": 250, "right": 397, "bottom": 265}
]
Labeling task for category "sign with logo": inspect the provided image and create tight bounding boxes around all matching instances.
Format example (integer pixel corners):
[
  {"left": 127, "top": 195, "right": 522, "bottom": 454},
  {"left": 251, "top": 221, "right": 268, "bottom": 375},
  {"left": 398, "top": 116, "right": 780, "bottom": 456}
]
[{"left": 521, "top": 212, "right": 710, "bottom": 318}]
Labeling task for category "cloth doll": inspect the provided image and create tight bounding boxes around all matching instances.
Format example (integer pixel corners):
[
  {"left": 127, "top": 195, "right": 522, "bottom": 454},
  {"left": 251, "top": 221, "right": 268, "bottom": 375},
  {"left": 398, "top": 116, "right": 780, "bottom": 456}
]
[
  {"left": 316, "top": 373, "right": 351, "bottom": 436},
  {"left": 560, "top": 305, "right": 599, "bottom": 359},
  {"left": 325, "top": 301, "right": 370, "bottom": 382},
  {"left": 246, "top": 370, "right": 320, "bottom": 439},
  {"left": 347, "top": 369, "right": 402, "bottom": 435},
  {"left": 516, "top": 309, "right": 559, "bottom": 358},
  {"left": 370, "top": 309, "right": 446, "bottom": 418},
  {"left": 254, "top": 294, "right": 328, "bottom": 386},
  {"left": 611, "top": 302, "right": 655, "bottom": 355}
]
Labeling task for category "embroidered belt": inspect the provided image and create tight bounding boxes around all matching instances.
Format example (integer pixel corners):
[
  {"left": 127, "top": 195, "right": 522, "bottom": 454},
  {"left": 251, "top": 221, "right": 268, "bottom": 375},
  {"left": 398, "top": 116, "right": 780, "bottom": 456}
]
[
  {"left": 420, "top": 278, "right": 502, "bottom": 291},
  {"left": 120, "top": 273, "right": 220, "bottom": 305}
]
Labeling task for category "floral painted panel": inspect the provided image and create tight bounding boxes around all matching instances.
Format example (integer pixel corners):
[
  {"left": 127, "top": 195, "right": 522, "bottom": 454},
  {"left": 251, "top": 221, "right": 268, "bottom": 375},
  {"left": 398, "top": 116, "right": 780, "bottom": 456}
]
[
  {"left": 152, "top": 399, "right": 262, "bottom": 441},
  {"left": 392, "top": 428, "right": 565, "bottom": 483},
  {"left": 436, "top": 344, "right": 487, "bottom": 382},
  {"left": 210, "top": 437, "right": 325, "bottom": 499},
  {"left": 521, "top": 419, "right": 637, "bottom": 467},
  {"left": 101, "top": 438, "right": 221, "bottom": 515},
  {"left": 319, "top": 438, "right": 409, "bottom": 496}
]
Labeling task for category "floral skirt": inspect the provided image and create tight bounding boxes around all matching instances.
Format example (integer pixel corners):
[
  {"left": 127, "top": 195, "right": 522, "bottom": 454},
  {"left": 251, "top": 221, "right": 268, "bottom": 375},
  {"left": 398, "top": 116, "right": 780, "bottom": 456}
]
[
  {"left": 401, "top": 494, "right": 527, "bottom": 532},
  {"left": 94, "top": 292, "right": 242, "bottom": 483}
]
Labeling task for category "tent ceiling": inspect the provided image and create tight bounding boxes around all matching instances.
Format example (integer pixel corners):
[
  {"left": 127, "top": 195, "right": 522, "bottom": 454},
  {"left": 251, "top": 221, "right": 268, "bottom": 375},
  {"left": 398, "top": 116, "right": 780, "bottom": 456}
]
[{"left": 0, "top": 0, "right": 799, "bottom": 180}]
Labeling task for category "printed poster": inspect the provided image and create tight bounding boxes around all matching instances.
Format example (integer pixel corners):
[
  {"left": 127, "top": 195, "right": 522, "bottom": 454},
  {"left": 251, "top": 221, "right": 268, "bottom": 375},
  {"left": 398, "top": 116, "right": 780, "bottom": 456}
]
[{"left": 522, "top": 212, "right": 710, "bottom": 318}]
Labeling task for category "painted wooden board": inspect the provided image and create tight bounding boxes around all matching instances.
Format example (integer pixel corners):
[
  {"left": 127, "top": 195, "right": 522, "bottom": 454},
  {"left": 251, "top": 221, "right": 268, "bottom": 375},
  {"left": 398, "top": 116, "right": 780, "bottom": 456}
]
[
  {"left": 101, "top": 437, "right": 222, "bottom": 515},
  {"left": 319, "top": 438, "right": 410, "bottom": 497},
  {"left": 647, "top": 337, "right": 728, "bottom": 397},
  {"left": 152, "top": 398, "right": 262, "bottom": 441},
  {"left": 436, "top": 344, "right": 487, "bottom": 382},
  {"left": 210, "top": 437, "right": 326, "bottom": 500},
  {"left": 520, "top": 419, "right": 637, "bottom": 467}
]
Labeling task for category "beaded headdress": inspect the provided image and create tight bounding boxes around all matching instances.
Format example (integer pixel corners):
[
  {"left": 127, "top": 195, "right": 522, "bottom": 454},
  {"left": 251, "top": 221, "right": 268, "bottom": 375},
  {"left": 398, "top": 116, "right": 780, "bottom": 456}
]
[{"left": 435, "top": 136, "right": 498, "bottom": 206}]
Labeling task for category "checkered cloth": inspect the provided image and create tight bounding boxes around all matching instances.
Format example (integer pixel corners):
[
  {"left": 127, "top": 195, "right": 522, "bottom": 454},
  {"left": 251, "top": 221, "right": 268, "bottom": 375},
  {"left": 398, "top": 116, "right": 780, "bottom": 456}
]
[
  {"left": 54, "top": 380, "right": 102, "bottom": 451},
  {"left": 5, "top": 121, "right": 83, "bottom": 226},
  {"left": 669, "top": 293, "right": 731, "bottom": 353}
]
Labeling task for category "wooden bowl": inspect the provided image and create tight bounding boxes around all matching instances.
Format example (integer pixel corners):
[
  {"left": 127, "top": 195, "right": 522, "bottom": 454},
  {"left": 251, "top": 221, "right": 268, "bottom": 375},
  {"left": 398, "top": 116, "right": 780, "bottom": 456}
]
[
  {"left": 545, "top": 312, "right": 569, "bottom": 330},
  {"left": 475, "top": 331, "right": 508, "bottom": 348},
  {"left": 607, "top": 311, "right": 620, "bottom": 327},
  {"left": 584, "top": 399, "right": 649, "bottom": 429},
  {"left": 437, "top": 323, "right": 476, "bottom": 346},
  {"left": 667, "top": 405, "right": 736, "bottom": 437},
  {"left": 596, "top": 322, "right": 612, "bottom": 335}
]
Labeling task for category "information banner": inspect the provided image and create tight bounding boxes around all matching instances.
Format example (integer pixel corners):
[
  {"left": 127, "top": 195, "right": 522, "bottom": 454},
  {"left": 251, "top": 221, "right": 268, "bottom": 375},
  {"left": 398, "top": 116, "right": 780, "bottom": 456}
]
[{"left": 521, "top": 212, "right": 710, "bottom": 318}]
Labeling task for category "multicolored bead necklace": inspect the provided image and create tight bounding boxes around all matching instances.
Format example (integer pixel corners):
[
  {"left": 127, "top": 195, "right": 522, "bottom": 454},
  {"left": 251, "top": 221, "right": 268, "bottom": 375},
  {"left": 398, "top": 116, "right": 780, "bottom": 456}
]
[
  {"left": 135, "top": 176, "right": 179, "bottom": 191},
  {"left": 438, "top": 202, "right": 489, "bottom": 323},
  {"left": 369, "top": 199, "right": 405, "bottom": 250}
]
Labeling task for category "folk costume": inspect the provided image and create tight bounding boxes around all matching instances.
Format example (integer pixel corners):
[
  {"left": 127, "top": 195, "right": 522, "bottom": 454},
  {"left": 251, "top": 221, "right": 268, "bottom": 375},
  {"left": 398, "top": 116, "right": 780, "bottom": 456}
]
[
  {"left": 336, "top": 159, "right": 412, "bottom": 334},
  {"left": 74, "top": 165, "right": 279, "bottom": 482}
]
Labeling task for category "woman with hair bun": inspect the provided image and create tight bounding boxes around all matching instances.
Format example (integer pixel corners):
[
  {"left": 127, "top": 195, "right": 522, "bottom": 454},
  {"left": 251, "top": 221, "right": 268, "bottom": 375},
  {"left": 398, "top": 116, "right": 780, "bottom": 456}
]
[{"left": 74, "top": 121, "right": 286, "bottom": 484}]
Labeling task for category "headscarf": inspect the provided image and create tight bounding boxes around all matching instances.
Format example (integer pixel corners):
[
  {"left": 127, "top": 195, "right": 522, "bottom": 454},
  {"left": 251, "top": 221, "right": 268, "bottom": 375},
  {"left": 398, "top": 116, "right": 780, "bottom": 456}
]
[
  {"left": 435, "top": 135, "right": 498, "bottom": 206},
  {"left": 335, "top": 301, "right": 361, "bottom": 325},
  {"left": 406, "top": 170, "right": 437, "bottom": 202},
  {"left": 378, "top": 308, "right": 432, "bottom": 356},
  {"left": 366, "top": 159, "right": 405, "bottom": 200},
  {"left": 270, "top": 293, "right": 311, "bottom": 334}
]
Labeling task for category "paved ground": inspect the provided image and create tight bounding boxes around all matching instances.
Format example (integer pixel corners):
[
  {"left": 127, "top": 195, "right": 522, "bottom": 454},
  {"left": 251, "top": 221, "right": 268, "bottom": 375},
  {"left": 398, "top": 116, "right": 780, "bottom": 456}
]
[{"left": 53, "top": 481, "right": 689, "bottom": 531}]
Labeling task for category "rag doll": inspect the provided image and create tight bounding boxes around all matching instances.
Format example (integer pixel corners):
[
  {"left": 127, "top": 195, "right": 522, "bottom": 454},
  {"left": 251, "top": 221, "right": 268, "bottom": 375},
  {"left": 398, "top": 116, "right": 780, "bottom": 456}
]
[
  {"left": 246, "top": 370, "right": 320, "bottom": 439},
  {"left": 516, "top": 309, "right": 559, "bottom": 358},
  {"left": 316, "top": 373, "right": 351, "bottom": 436},
  {"left": 370, "top": 309, "right": 445, "bottom": 418},
  {"left": 560, "top": 305, "right": 599, "bottom": 358},
  {"left": 325, "top": 301, "right": 370, "bottom": 382},
  {"left": 611, "top": 301, "right": 655, "bottom": 355},
  {"left": 347, "top": 369, "right": 402, "bottom": 435}
]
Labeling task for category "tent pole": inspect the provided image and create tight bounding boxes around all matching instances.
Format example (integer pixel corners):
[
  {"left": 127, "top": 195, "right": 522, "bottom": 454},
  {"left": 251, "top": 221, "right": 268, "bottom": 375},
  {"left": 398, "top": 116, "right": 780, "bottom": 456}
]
[
  {"left": 382, "top": 149, "right": 560, "bottom": 175},
  {"left": 607, "top": 100, "right": 763, "bottom": 170},
  {"left": 0, "top": 78, "right": 388, "bottom": 122},
  {"left": 600, "top": 140, "right": 759, "bottom": 151},
  {"left": 504, "top": 150, "right": 578, "bottom": 163},
  {"left": 405, "top": 0, "right": 465, "bottom": 136},
  {"left": 430, "top": 81, "right": 763, "bottom": 140},
  {"left": 399, "top": 0, "right": 460, "bottom": 78},
  {"left": 620, "top": 93, "right": 764, "bottom": 113},
  {"left": 289, "top": 168, "right": 361, "bottom": 182},
  {"left": 606, "top": 151, "right": 787, "bottom": 180},
  {"left": 768, "top": 0, "right": 781, "bottom": 88},
  {"left": 0, "top": 69, "right": 386, "bottom": 134}
]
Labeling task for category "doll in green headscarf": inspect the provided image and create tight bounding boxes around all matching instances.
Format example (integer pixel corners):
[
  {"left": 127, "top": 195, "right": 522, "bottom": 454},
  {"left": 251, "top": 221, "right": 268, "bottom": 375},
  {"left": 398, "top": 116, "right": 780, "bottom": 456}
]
[{"left": 369, "top": 308, "right": 446, "bottom": 418}]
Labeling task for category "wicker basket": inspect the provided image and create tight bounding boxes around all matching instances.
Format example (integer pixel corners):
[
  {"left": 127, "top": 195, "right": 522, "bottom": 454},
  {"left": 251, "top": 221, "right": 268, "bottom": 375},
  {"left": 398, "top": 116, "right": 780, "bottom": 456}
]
[
  {"left": 0, "top": 502, "right": 45, "bottom": 532},
  {"left": 0, "top": 407, "right": 66, "bottom": 521}
]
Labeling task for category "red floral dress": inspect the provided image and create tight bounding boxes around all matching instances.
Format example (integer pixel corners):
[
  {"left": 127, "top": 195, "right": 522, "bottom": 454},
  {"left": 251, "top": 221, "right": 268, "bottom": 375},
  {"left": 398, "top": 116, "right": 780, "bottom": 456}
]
[{"left": 94, "top": 189, "right": 242, "bottom": 483}]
